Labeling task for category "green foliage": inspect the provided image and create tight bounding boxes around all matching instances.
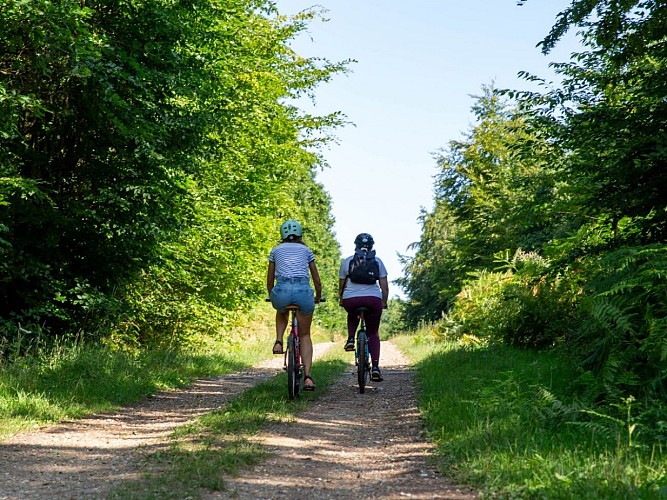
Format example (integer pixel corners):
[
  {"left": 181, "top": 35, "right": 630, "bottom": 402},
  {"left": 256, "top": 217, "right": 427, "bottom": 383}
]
[
  {"left": 401, "top": 0, "right": 667, "bottom": 420},
  {"left": 399, "top": 86, "right": 571, "bottom": 327},
  {"left": 435, "top": 250, "right": 577, "bottom": 349},
  {"left": 0, "top": 0, "right": 346, "bottom": 347},
  {"left": 572, "top": 244, "right": 667, "bottom": 403},
  {"left": 397, "top": 203, "right": 462, "bottom": 326},
  {"left": 519, "top": 1, "right": 667, "bottom": 243},
  {"left": 396, "top": 336, "right": 667, "bottom": 498}
]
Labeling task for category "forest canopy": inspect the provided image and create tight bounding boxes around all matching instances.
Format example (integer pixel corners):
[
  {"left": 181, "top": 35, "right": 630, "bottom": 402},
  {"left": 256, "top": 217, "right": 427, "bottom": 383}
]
[
  {"left": 400, "top": 0, "right": 667, "bottom": 408},
  {"left": 0, "top": 0, "right": 346, "bottom": 348}
]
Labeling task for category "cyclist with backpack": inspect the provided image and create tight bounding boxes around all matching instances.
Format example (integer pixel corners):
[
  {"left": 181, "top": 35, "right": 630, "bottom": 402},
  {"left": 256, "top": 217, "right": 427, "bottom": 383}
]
[
  {"left": 338, "top": 233, "right": 389, "bottom": 381},
  {"left": 267, "top": 219, "right": 323, "bottom": 391}
]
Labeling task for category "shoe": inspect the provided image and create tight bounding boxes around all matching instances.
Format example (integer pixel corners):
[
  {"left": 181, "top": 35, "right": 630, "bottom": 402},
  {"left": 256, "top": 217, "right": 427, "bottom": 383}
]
[
  {"left": 303, "top": 375, "right": 316, "bottom": 391},
  {"left": 371, "top": 367, "right": 383, "bottom": 382},
  {"left": 344, "top": 338, "right": 355, "bottom": 351},
  {"left": 272, "top": 339, "right": 283, "bottom": 355}
]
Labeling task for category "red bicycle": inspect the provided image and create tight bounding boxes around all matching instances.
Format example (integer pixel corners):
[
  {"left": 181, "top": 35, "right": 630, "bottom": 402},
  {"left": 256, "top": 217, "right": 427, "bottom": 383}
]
[{"left": 268, "top": 299, "right": 324, "bottom": 399}]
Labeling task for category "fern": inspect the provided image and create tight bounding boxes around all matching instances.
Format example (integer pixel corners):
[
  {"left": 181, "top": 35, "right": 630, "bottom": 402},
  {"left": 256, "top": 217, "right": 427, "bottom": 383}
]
[
  {"left": 570, "top": 397, "right": 642, "bottom": 449},
  {"left": 576, "top": 244, "right": 667, "bottom": 401}
]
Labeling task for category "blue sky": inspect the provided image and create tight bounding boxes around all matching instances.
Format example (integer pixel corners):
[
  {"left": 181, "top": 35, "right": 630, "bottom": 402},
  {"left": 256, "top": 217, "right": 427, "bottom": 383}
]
[{"left": 274, "top": 1, "right": 581, "bottom": 298}]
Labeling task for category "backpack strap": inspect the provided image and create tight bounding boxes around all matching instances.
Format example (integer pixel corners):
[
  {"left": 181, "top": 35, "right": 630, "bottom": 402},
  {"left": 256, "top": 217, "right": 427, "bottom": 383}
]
[{"left": 340, "top": 254, "right": 354, "bottom": 300}]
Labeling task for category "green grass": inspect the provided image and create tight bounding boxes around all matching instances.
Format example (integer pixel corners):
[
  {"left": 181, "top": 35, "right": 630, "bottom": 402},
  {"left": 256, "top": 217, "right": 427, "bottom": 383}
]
[
  {"left": 14, "top": 307, "right": 666, "bottom": 498},
  {"left": 393, "top": 334, "right": 667, "bottom": 499},
  {"left": 0, "top": 302, "right": 337, "bottom": 439},
  {"left": 109, "top": 348, "right": 349, "bottom": 499},
  {"left": 0, "top": 339, "right": 261, "bottom": 438}
]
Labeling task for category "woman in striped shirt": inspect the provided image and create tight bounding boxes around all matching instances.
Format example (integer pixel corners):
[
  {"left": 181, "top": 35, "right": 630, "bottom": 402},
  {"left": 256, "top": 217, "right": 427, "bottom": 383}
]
[{"left": 267, "top": 219, "right": 322, "bottom": 391}]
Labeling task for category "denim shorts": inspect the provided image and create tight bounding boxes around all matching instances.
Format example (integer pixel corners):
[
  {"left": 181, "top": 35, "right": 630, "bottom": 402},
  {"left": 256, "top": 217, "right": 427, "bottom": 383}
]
[{"left": 270, "top": 277, "right": 315, "bottom": 314}]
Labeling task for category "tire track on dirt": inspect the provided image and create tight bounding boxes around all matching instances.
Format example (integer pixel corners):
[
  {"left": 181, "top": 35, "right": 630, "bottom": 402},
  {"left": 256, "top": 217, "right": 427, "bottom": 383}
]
[
  {"left": 210, "top": 341, "right": 478, "bottom": 500},
  {"left": 0, "top": 341, "right": 477, "bottom": 499},
  {"left": 0, "top": 343, "right": 335, "bottom": 499}
]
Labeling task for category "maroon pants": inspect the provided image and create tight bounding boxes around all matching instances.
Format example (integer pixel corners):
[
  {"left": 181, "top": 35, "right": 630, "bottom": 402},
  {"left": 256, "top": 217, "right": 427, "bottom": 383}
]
[{"left": 342, "top": 296, "right": 383, "bottom": 366}]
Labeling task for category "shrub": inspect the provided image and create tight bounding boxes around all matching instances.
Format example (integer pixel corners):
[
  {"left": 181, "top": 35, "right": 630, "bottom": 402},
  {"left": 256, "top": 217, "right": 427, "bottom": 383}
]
[
  {"left": 441, "top": 249, "right": 577, "bottom": 348},
  {"left": 572, "top": 244, "right": 667, "bottom": 402}
]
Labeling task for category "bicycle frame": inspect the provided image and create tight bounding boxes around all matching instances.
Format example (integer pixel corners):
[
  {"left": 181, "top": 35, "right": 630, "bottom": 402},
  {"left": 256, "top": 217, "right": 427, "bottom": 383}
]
[{"left": 285, "top": 305, "right": 302, "bottom": 399}]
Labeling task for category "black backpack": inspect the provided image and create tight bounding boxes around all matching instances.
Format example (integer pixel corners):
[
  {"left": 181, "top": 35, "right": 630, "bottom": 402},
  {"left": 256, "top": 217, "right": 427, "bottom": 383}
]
[{"left": 348, "top": 248, "right": 380, "bottom": 284}]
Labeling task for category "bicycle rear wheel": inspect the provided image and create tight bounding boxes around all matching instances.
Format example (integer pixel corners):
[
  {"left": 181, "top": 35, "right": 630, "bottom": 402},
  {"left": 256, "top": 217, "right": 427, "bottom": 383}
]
[
  {"left": 287, "top": 335, "right": 301, "bottom": 399},
  {"left": 357, "top": 330, "right": 368, "bottom": 394}
]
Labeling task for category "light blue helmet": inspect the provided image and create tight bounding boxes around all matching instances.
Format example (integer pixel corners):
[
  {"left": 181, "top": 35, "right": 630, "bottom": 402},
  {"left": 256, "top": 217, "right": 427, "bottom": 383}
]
[{"left": 280, "top": 219, "right": 303, "bottom": 240}]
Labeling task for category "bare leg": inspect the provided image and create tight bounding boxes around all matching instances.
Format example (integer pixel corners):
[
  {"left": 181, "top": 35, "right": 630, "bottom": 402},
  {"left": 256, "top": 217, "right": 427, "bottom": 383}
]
[
  {"left": 296, "top": 311, "right": 314, "bottom": 388},
  {"left": 275, "top": 311, "right": 288, "bottom": 349}
]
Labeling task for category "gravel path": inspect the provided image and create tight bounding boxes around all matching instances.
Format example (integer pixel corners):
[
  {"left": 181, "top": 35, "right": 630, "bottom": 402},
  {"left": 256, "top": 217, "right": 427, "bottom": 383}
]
[
  {"left": 0, "top": 341, "right": 477, "bottom": 499},
  {"left": 212, "top": 341, "right": 477, "bottom": 499}
]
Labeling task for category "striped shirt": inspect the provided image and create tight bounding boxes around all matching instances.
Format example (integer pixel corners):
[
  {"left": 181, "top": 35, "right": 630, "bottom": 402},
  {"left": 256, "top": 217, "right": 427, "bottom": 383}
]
[{"left": 269, "top": 242, "right": 315, "bottom": 278}]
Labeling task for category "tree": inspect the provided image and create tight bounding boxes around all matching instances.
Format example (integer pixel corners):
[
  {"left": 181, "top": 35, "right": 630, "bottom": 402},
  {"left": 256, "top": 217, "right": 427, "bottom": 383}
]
[
  {"left": 0, "top": 0, "right": 347, "bottom": 345},
  {"left": 400, "top": 86, "right": 567, "bottom": 325},
  {"left": 515, "top": 1, "right": 667, "bottom": 245}
]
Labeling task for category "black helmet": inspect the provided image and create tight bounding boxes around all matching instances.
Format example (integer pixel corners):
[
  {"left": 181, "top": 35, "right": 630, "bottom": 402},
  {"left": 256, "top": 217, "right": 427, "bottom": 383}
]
[{"left": 354, "top": 233, "right": 374, "bottom": 250}]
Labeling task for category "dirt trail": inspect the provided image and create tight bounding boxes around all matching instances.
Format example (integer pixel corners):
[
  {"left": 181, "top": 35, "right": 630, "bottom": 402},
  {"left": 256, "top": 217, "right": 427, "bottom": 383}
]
[
  {"left": 0, "top": 341, "right": 476, "bottom": 499},
  {"left": 211, "top": 341, "right": 477, "bottom": 499}
]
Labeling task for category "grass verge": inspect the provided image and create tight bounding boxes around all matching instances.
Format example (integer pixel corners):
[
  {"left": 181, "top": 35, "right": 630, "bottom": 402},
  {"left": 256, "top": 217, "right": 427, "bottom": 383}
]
[
  {"left": 392, "top": 334, "right": 667, "bottom": 499},
  {"left": 109, "top": 348, "right": 349, "bottom": 499},
  {"left": 0, "top": 302, "right": 337, "bottom": 439},
  {"left": 0, "top": 339, "right": 263, "bottom": 439}
]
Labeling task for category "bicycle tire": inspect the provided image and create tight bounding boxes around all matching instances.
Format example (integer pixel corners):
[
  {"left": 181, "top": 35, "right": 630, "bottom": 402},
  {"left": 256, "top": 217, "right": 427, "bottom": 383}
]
[
  {"left": 287, "top": 335, "right": 300, "bottom": 399},
  {"left": 294, "top": 336, "right": 302, "bottom": 398},
  {"left": 357, "top": 330, "right": 368, "bottom": 394}
]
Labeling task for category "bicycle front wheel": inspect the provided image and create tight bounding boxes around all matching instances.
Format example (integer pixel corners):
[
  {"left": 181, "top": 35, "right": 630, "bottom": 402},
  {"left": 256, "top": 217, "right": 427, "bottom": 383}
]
[
  {"left": 357, "top": 330, "right": 368, "bottom": 394},
  {"left": 287, "top": 335, "right": 301, "bottom": 399}
]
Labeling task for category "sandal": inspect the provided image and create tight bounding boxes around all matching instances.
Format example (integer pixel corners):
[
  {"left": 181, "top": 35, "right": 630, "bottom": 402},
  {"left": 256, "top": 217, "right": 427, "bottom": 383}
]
[
  {"left": 272, "top": 339, "right": 283, "bottom": 355},
  {"left": 303, "top": 375, "right": 316, "bottom": 391}
]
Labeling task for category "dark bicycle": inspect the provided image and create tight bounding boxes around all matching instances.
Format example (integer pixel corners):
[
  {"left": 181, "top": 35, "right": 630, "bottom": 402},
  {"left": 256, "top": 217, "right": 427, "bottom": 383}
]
[
  {"left": 284, "top": 304, "right": 303, "bottom": 399},
  {"left": 354, "top": 306, "right": 371, "bottom": 394}
]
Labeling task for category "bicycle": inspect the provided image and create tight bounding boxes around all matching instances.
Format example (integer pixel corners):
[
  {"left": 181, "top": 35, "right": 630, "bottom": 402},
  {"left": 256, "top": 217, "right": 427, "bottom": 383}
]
[
  {"left": 284, "top": 305, "right": 303, "bottom": 399},
  {"left": 354, "top": 306, "right": 371, "bottom": 394},
  {"left": 268, "top": 298, "right": 324, "bottom": 399}
]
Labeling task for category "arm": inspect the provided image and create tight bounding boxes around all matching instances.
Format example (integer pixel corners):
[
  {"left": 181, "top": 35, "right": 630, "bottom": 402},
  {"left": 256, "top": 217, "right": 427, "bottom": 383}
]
[
  {"left": 267, "top": 261, "right": 276, "bottom": 296},
  {"left": 338, "top": 277, "right": 347, "bottom": 305},
  {"left": 309, "top": 260, "right": 322, "bottom": 302},
  {"left": 379, "top": 276, "right": 389, "bottom": 309}
]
